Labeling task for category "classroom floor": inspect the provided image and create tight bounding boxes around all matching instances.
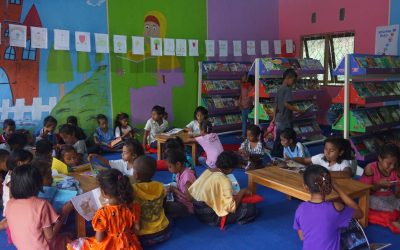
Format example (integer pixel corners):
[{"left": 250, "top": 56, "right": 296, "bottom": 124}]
[{"left": 0, "top": 133, "right": 399, "bottom": 250}]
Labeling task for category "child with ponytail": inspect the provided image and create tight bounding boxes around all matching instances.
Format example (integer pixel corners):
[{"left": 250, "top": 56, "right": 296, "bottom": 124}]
[
  {"left": 293, "top": 165, "right": 363, "bottom": 250},
  {"left": 68, "top": 169, "right": 141, "bottom": 250}
]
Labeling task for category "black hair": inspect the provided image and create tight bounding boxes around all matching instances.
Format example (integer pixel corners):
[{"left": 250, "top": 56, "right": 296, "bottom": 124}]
[
  {"left": 280, "top": 128, "right": 298, "bottom": 143},
  {"left": 10, "top": 164, "right": 43, "bottom": 199},
  {"left": 7, "top": 131, "right": 28, "bottom": 150},
  {"left": 97, "top": 169, "right": 133, "bottom": 204},
  {"left": 216, "top": 151, "right": 240, "bottom": 170},
  {"left": 247, "top": 75, "right": 255, "bottom": 86},
  {"left": 31, "top": 159, "right": 52, "bottom": 181},
  {"left": 323, "top": 137, "right": 353, "bottom": 163},
  {"left": 3, "top": 119, "right": 16, "bottom": 130},
  {"left": 378, "top": 144, "right": 400, "bottom": 160},
  {"left": 60, "top": 145, "right": 77, "bottom": 160},
  {"left": 123, "top": 138, "right": 144, "bottom": 157},
  {"left": 303, "top": 164, "right": 332, "bottom": 197},
  {"left": 35, "top": 139, "right": 53, "bottom": 157},
  {"left": 165, "top": 149, "right": 186, "bottom": 165},
  {"left": 200, "top": 120, "right": 213, "bottom": 134},
  {"left": 59, "top": 124, "right": 76, "bottom": 136},
  {"left": 152, "top": 105, "right": 165, "bottom": 116},
  {"left": 96, "top": 114, "right": 108, "bottom": 122},
  {"left": 164, "top": 137, "right": 185, "bottom": 151},
  {"left": 283, "top": 68, "right": 298, "bottom": 80},
  {"left": 0, "top": 149, "right": 10, "bottom": 162},
  {"left": 247, "top": 124, "right": 261, "bottom": 138},
  {"left": 134, "top": 155, "right": 156, "bottom": 182},
  {"left": 114, "top": 112, "right": 130, "bottom": 131},
  {"left": 67, "top": 116, "right": 78, "bottom": 126},
  {"left": 193, "top": 106, "right": 208, "bottom": 120},
  {"left": 6, "top": 149, "right": 33, "bottom": 171},
  {"left": 43, "top": 116, "right": 57, "bottom": 126}
]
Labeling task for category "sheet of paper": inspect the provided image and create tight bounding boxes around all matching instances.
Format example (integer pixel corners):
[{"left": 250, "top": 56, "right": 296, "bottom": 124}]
[
  {"left": 188, "top": 39, "right": 199, "bottom": 56},
  {"left": 31, "top": 26, "right": 47, "bottom": 49},
  {"left": 75, "top": 31, "right": 91, "bottom": 52},
  {"left": 176, "top": 39, "right": 187, "bottom": 56},
  {"left": 132, "top": 36, "right": 144, "bottom": 55},
  {"left": 219, "top": 40, "right": 228, "bottom": 57},
  {"left": 274, "top": 40, "right": 281, "bottom": 55},
  {"left": 163, "top": 38, "right": 175, "bottom": 56},
  {"left": 52, "top": 157, "right": 69, "bottom": 175},
  {"left": 261, "top": 40, "right": 269, "bottom": 55},
  {"left": 94, "top": 33, "right": 109, "bottom": 53},
  {"left": 54, "top": 29, "right": 70, "bottom": 50},
  {"left": 151, "top": 37, "right": 163, "bottom": 56},
  {"left": 233, "top": 40, "right": 242, "bottom": 57},
  {"left": 9, "top": 24, "right": 27, "bottom": 48},
  {"left": 375, "top": 24, "right": 399, "bottom": 55},
  {"left": 285, "top": 39, "right": 294, "bottom": 53},
  {"left": 205, "top": 40, "right": 215, "bottom": 57},
  {"left": 247, "top": 40, "right": 256, "bottom": 55},
  {"left": 71, "top": 188, "right": 102, "bottom": 221},
  {"left": 113, "top": 35, "right": 127, "bottom": 53}
]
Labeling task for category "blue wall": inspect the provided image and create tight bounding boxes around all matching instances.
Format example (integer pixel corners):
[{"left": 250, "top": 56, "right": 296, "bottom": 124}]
[{"left": 390, "top": 0, "right": 400, "bottom": 55}]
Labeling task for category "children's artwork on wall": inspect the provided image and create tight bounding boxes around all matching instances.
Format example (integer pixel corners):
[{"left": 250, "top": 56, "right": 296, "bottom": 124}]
[
  {"left": 274, "top": 40, "right": 281, "bottom": 55},
  {"left": 247, "top": 40, "right": 256, "bottom": 56},
  {"left": 188, "top": 39, "right": 199, "bottom": 56},
  {"left": 219, "top": 40, "right": 228, "bottom": 57},
  {"left": 285, "top": 39, "right": 294, "bottom": 54},
  {"left": 31, "top": 26, "right": 48, "bottom": 49},
  {"left": 151, "top": 37, "right": 163, "bottom": 56},
  {"left": 9, "top": 24, "right": 27, "bottom": 48},
  {"left": 233, "top": 40, "right": 242, "bottom": 57},
  {"left": 261, "top": 40, "right": 269, "bottom": 55},
  {"left": 132, "top": 36, "right": 145, "bottom": 55},
  {"left": 94, "top": 33, "right": 109, "bottom": 53},
  {"left": 205, "top": 40, "right": 215, "bottom": 57},
  {"left": 375, "top": 25, "right": 399, "bottom": 56},
  {"left": 176, "top": 39, "right": 187, "bottom": 57},
  {"left": 54, "top": 29, "right": 70, "bottom": 50},
  {"left": 164, "top": 38, "right": 175, "bottom": 56},
  {"left": 75, "top": 31, "right": 91, "bottom": 52},
  {"left": 113, "top": 35, "right": 127, "bottom": 53}
]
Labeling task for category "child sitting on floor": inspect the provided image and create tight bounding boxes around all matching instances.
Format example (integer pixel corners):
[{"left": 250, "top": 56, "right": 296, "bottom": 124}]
[
  {"left": 34, "top": 115, "right": 59, "bottom": 145},
  {"left": 114, "top": 112, "right": 135, "bottom": 139},
  {"left": 92, "top": 114, "right": 116, "bottom": 153},
  {"left": 89, "top": 139, "right": 144, "bottom": 177},
  {"left": 6, "top": 165, "right": 73, "bottom": 250},
  {"left": 294, "top": 165, "right": 362, "bottom": 250},
  {"left": 35, "top": 139, "right": 54, "bottom": 163},
  {"left": 0, "top": 131, "right": 29, "bottom": 152},
  {"left": 280, "top": 128, "right": 309, "bottom": 159},
  {"left": 132, "top": 156, "right": 170, "bottom": 247},
  {"left": 165, "top": 149, "right": 196, "bottom": 218},
  {"left": 60, "top": 145, "right": 80, "bottom": 169},
  {"left": 66, "top": 116, "right": 87, "bottom": 141},
  {"left": 0, "top": 119, "right": 16, "bottom": 144},
  {"left": 184, "top": 106, "right": 208, "bottom": 136},
  {"left": 0, "top": 150, "right": 10, "bottom": 207},
  {"left": 292, "top": 137, "right": 354, "bottom": 178},
  {"left": 59, "top": 124, "right": 87, "bottom": 163},
  {"left": 359, "top": 144, "right": 400, "bottom": 232},
  {"left": 239, "top": 124, "right": 269, "bottom": 169},
  {"left": 68, "top": 169, "right": 141, "bottom": 250},
  {"left": 189, "top": 151, "right": 257, "bottom": 226},
  {"left": 143, "top": 105, "right": 169, "bottom": 150}
]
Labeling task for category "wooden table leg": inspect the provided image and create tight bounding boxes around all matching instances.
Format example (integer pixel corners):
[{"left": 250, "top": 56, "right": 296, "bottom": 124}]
[
  {"left": 358, "top": 190, "right": 370, "bottom": 227},
  {"left": 192, "top": 143, "right": 198, "bottom": 166},
  {"left": 248, "top": 175, "right": 257, "bottom": 193},
  {"left": 76, "top": 212, "right": 86, "bottom": 237},
  {"left": 157, "top": 141, "right": 162, "bottom": 160}
]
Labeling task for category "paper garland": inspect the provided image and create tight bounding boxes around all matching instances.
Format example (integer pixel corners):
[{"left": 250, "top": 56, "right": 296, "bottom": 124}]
[
  {"left": 75, "top": 31, "right": 91, "bottom": 52},
  {"left": 54, "top": 29, "right": 70, "bottom": 50},
  {"left": 9, "top": 24, "right": 27, "bottom": 48},
  {"left": 233, "top": 40, "right": 242, "bottom": 57},
  {"left": 132, "top": 36, "right": 144, "bottom": 55},
  {"left": 31, "top": 27, "right": 48, "bottom": 49},
  {"left": 94, "top": 33, "right": 109, "bottom": 53},
  {"left": 113, "top": 35, "right": 127, "bottom": 53}
]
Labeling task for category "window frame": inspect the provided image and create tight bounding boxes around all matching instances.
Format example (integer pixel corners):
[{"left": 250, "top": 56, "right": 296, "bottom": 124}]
[
  {"left": 9, "top": 0, "right": 21, "bottom": 5},
  {"left": 22, "top": 40, "right": 36, "bottom": 61},
  {"left": 5, "top": 46, "right": 16, "bottom": 61}
]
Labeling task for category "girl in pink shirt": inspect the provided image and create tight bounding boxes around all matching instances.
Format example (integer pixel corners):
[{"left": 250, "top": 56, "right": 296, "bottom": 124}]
[{"left": 360, "top": 144, "right": 400, "bottom": 231}]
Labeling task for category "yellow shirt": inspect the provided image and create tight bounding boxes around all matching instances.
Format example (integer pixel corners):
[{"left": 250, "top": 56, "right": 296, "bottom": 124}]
[
  {"left": 188, "top": 169, "right": 236, "bottom": 217},
  {"left": 132, "top": 181, "right": 169, "bottom": 235}
]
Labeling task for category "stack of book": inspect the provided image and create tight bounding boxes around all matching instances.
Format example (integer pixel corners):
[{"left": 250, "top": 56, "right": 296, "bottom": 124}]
[
  {"left": 293, "top": 119, "right": 321, "bottom": 135},
  {"left": 352, "top": 106, "right": 400, "bottom": 127},
  {"left": 354, "top": 55, "right": 400, "bottom": 69},
  {"left": 203, "top": 96, "right": 238, "bottom": 110},
  {"left": 260, "top": 78, "right": 320, "bottom": 94},
  {"left": 289, "top": 100, "right": 317, "bottom": 113},
  {"left": 353, "top": 129, "right": 400, "bottom": 157},
  {"left": 209, "top": 114, "right": 242, "bottom": 127},
  {"left": 203, "top": 62, "right": 251, "bottom": 73},
  {"left": 261, "top": 58, "right": 324, "bottom": 71},
  {"left": 353, "top": 82, "right": 400, "bottom": 98},
  {"left": 202, "top": 80, "right": 240, "bottom": 92}
]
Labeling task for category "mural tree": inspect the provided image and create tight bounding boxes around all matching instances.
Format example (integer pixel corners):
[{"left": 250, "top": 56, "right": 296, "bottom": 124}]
[
  {"left": 47, "top": 46, "right": 73, "bottom": 98},
  {"left": 95, "top": 53, "right": 105, "bottom": 65},
  {"left": 77, "top": 51, "right": 92, "bottom": 81}
]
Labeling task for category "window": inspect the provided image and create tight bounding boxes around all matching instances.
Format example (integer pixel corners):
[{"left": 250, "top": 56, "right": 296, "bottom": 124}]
[
  {"left": 4, "top": 29, "right": 9, "bottom": 37},
  {"left": 302, "top": 32, "right": 355, "bottom": 84},
  {"left": 9, "top": 0, "right": 21, "bottom": 4},
  {"left": 22, "top": 40, "right": 36, "bottom": 61},
  {"left": 5, "top": 46, "right": 16, "bottom": 60}
]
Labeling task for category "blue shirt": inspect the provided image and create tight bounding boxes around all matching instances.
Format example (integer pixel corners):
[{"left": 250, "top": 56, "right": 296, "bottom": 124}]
[{"left": 93, "top": 127, "right": 114, "bottom": 144}]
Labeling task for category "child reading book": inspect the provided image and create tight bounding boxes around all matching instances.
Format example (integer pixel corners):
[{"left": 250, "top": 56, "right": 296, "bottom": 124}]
[
  {"left": 114, "top": 112, "right": 135, "bottom": 139},
  {"left": 59, "top": 124, "right": 87, "bottom": 164},
  {"left": 239, "top": 124, "right": 269, "bottom": 170},
  {"left": 143, "top": 105, "right": 169, "bottom": 150},
  {"left": 184, "top": 106, "right": 208, "bottom": 136},
  {"left": 92, "top": 114, "right": 116, "bottom": 153},
  {"left": 280, "top": 128, "right": 309, "bottom": 159},
  {"left": 60, "top": 145, "right": 79, "bottom": 169},
  {"left": 68, "top": 169, "right": 141, "bottom": 250},
  {"left": 132, "top": 156, "right": 170, "bottom": 247}
]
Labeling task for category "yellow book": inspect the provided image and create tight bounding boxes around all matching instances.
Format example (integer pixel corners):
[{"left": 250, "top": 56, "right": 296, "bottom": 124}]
[{"left": 51, "top": 157, "right": 69, "bottom": 175}]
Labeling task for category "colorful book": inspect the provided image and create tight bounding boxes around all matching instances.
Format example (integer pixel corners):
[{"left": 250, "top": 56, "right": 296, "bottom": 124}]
[
  {"left": 367, "top": 110, "right": 384, "bottom": 125},
  {"left": 71, "top": 188, "right": 104, "bottom": 221},
  {"left": 39, "top": 186, "right": 78, "bottom": 214}
]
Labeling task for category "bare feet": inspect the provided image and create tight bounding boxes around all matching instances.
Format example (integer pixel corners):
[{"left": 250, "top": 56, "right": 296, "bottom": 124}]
[{"left": 0, "top": 218, "right": 7, "bottom": 230}]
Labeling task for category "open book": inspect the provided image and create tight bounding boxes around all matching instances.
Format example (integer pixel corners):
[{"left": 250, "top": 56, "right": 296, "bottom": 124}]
[
  {"left": 101, "top": 137, "right": 124, "bottom": 149},
  {"left": 161, "top": 128, "right": 184, "bottom": 136},
  {"left": 270, "top": 157, "right": 306, "bottom": 173},
  {"left": 71, "top": 188, "right": 105, "bottom": 221},
  {"left": 39, "top": 186, "right": 78, "bottom": 213}
]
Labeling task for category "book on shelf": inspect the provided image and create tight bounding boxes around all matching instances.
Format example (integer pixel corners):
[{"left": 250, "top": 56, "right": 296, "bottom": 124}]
[
  {"left": 353, "top": 83, "right": 371, "bottom": 97},
  {"left": 367, "top": 110, "right": 384, "bottom": 125},
  {"left": 387, "top": 106, "right": 400, "bottom": 121},
  {"left": 353, "top": 111, "right": 373, "bottom": 127},
  {"left": 364, "top": 82, "right": 378, "bottom": 95},
  {"left": 363, "top": 138, "right": 377, "bottom": 153},
  {"left": 378, "top": 108, "right": 394, "bottom": 123}
]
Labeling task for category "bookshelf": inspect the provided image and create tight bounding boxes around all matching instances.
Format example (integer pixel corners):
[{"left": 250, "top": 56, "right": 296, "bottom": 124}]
[
  {"left": 248, "top": 57, "right": 325, "bottom": 142},
  {"left": 332, "top": 54, "right": 400, "bottom": 161},
  {"left": 198, "top": 61, "right": 252, "bottom": 134}
]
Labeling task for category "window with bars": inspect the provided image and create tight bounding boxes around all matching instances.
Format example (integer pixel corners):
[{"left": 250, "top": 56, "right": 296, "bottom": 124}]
[{"left": 302, "top": 33, "right": 355, "bottom": 84}]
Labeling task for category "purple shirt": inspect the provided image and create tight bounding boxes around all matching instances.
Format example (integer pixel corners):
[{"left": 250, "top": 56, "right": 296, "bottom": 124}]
[
  {"left": 176, "top": 168, "right": 196, "bottom": 213},
  {"left": 195, "top": 133, "right": 224, "bottom": 168},
  {"left": 293, "top": 201, "right": 354, "bottom": 250}
]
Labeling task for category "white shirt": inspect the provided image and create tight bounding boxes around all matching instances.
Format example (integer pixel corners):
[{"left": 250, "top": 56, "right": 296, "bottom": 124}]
[
  {"left": 109, "top": 159, "right": 134, "bottom": 176},
  {"left": 186, "top": 120, "right": 201, "bottom": 135},
  {"left": 115, "top": 125, "right": 132, "bottom": 138},
  {"left": 2, "top": 172, "right": 11, "bottom": 216},
  {"left": 311, "top": 154, "right": 351, "bottom": 172},
  {"left": 144, "top": 118, "right": 169, "bottom": 144}
]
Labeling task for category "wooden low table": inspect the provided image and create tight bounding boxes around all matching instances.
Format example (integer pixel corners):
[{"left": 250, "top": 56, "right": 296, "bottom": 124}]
[
  {"left": 247, "top": 167, "right": 372, "bottom": 227},
  {"left": 156, "top": 132, "right": 198, "bottom": 165}
]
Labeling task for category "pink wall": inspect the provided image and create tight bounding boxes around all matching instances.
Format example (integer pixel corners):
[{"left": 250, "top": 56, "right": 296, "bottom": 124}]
[{"left": 279, "top": 0, "right": 390, "bottom": 57}]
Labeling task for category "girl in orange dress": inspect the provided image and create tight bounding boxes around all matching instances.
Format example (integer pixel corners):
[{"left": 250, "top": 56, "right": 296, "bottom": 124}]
[{"left": 68, "top": 169, "right": 141, "bottom": 250}]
